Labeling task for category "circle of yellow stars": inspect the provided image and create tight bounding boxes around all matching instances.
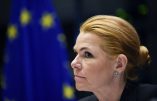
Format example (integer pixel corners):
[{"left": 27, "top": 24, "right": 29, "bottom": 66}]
[
  {"left": 63, "top": 84, "right": 74, "bottom": 99},
  {"left": 6, "top": 7, "right": 74, "bottom": 101}
]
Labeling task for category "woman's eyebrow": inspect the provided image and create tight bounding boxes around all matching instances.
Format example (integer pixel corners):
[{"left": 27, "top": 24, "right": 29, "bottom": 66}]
[{"left": 73, "top": 46, "right": 88, "bottom": 52}]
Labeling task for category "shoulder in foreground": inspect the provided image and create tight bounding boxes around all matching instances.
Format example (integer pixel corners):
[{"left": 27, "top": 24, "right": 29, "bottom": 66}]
[
  {"left": 78, "top": 95, "right": 98, "bottom": 101},
  {"left": 138, "top": 83, "right": 157, "bottom": 101}
]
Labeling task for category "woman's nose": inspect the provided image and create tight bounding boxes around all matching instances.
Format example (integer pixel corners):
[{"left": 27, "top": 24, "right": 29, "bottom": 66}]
[{"left": 71, "top": 56, "right": 82, "bottom": 69}]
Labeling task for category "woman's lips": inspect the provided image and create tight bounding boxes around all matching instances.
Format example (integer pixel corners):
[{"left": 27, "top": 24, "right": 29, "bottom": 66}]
[{"left": 74, "top": 75, "right": 86, "bottom": 82}]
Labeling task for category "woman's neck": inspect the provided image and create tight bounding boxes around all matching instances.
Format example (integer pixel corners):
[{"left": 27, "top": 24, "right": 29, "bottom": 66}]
[{"left": 93, "top": 80, "right": 126, "bottom": 101}]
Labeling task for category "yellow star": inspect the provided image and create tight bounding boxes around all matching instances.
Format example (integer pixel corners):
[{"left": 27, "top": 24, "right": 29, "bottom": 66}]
[
  {"left": 0, "top": 75, "right": 6, "bottom": 90},
  {"left": 41, "top": 13, "right": 54, "bottom": 29},
  {"left": 7, "top": 25, "right": 17, "bottom": 40},
  {"left": 63, "top": 84, "right": 74, "bottom": 99},
  {"left": 57, "top": 33, "right": 67, "bottom": 44},
  {"left": 20, "top": 8, "right": 31, "bottom": 25}
]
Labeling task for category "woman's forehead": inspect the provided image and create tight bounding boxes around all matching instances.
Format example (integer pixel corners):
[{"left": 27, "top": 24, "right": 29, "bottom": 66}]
[
  {"left": 73, "top": 33, "right": 110, "bottom": 57},
  {"left": 74, "top": 33, "right": 102, "bottom": 49}
]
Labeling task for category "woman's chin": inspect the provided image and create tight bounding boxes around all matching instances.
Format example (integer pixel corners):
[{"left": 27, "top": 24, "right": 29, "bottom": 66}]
[
  {"left": 75, "top": 83, "right": 90, "bottom": 91},
  {"left": 75, "top": 84, "right": 83, "bottom": 90}
]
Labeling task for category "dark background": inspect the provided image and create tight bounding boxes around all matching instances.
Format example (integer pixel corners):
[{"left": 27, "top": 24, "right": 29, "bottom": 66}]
[{"left": 1, "top": 0, "right": 157, "bottom": 100}]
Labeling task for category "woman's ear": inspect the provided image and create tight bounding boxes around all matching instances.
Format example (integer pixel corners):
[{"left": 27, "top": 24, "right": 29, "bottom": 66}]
[{"left": 114, "top": 54, "right": 128, "bottom": 73}]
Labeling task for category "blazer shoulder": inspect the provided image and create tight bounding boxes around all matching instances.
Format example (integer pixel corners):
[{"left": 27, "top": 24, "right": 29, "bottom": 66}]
[{"left": 138, "top": 84, "right": 157, "bottom": 101}]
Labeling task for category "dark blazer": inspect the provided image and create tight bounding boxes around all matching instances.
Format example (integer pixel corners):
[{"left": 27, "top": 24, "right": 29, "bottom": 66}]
[{"left": 79, "top": 81, "right": 157, "bottom": 101}]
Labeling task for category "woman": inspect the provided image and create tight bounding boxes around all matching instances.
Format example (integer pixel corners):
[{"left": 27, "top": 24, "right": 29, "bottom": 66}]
[{"left": 71, "top": 15, "right": 157, "bottom": 101}]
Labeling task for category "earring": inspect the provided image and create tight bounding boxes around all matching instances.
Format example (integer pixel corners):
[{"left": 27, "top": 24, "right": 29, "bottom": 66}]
[{"left": 113, "top": 71, "right": 120, "bottom": 78}]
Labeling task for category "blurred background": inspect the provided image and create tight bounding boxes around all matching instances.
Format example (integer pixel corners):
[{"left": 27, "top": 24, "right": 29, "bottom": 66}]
[{"left": 0, "top": 0, "right": 157, "bottom": 101}]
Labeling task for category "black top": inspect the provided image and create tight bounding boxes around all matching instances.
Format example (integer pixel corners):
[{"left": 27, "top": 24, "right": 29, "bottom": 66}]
[{"left": 79, "top": 81, "right": 157, "bottom": 101}]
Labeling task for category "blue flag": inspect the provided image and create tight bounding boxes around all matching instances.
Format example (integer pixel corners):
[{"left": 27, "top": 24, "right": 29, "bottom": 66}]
[{"left": 2, "top": 0, "right": 75, "bottom": 101}]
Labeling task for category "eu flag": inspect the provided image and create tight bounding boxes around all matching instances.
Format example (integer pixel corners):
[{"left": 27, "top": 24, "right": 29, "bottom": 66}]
[{"left": 2, "top": 0, "right": 75, "bottom": 101}]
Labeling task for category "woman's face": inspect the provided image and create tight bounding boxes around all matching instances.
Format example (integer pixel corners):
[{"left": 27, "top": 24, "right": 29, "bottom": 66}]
[{"left": 71, "top": 32, "right": 116, "bottom": 91}]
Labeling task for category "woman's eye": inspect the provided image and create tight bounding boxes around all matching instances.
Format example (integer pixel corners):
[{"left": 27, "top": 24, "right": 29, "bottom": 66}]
[{"left": 84, "top": 51, "right": 93, "bottom": 58}]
